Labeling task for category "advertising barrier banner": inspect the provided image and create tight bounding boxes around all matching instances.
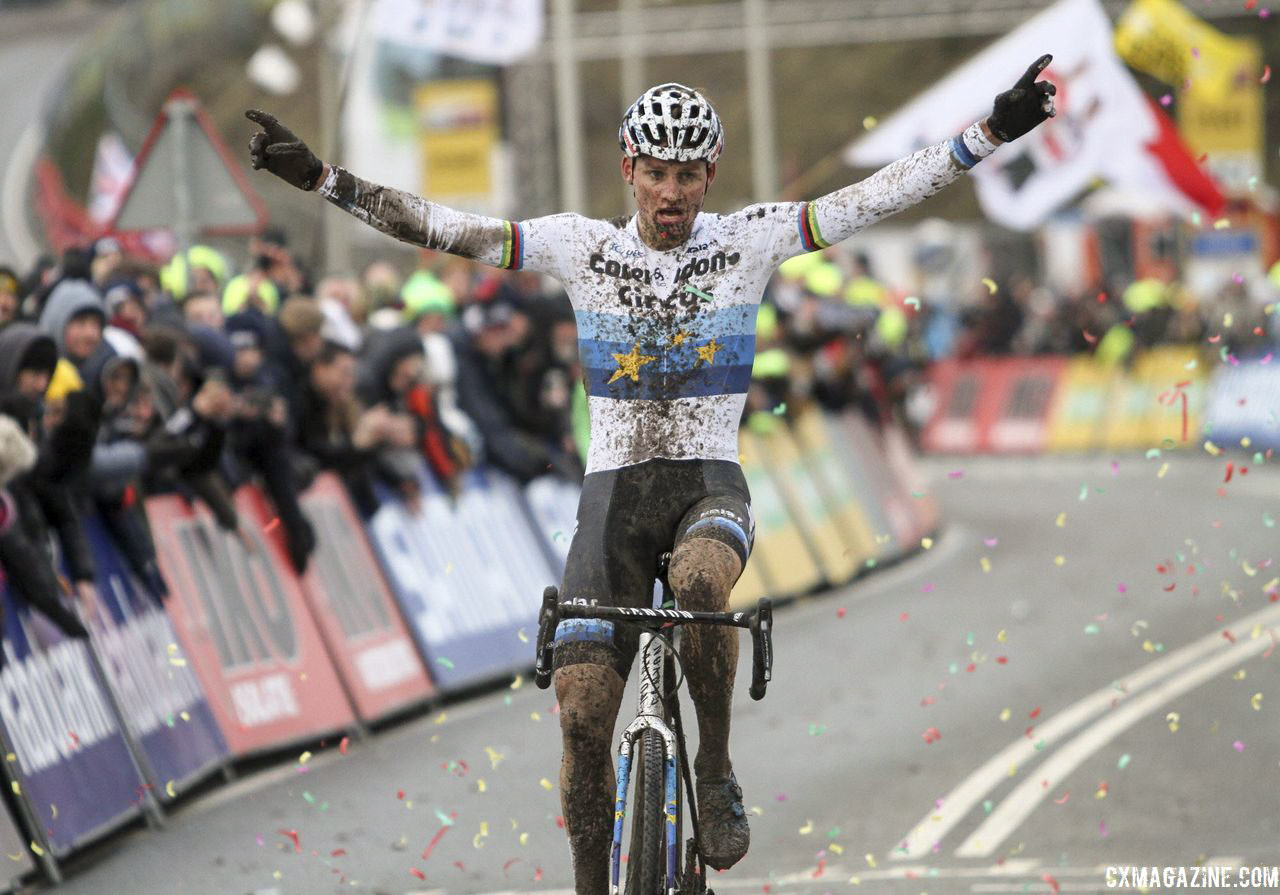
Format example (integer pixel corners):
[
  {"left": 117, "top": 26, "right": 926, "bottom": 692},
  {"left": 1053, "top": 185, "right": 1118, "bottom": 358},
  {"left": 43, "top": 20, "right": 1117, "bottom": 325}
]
[
  {"left": 879, "top": 423, "right": 941, "bottom": 540},
  {"left": 921, "top": 360, "right": 986, "bottom": 454},
  {"left": 299, "top": 475, "right": 434, "bottom": 723},
  {"left": 1204, "top": 359, "right": 1280, "bottom": 449},
  {"left": 146, "top": 489, "right": 356, "bottom": 756},
  {"left": 520, "top": 474, "right": 581, "bottom": 573},
  {"left": 756, "top": 425, "right": 859, "bottom": 587},
  {"left": 790, "top": 410, "right": 878, "bottom": 566},
  {"left": 1046, "top": 356, "right": 1116, "bottom": 452},
  {"left": 738, "top": 431, "right": 823, "bottom": 598},
  {"left": 79, "top": 514, "right": 228, "bottom": 797},
  {"left": 0, "top": 582, "right": 145, "bottom": 858},
  {"left": 986, "top": 357, "right": 1067, "bottom": 453},
  {"left": 366, "top": 463, "right": 555, "bottom": 692},
  {"left": 836, "top": 414, "right": 919, "bottom": 551}
]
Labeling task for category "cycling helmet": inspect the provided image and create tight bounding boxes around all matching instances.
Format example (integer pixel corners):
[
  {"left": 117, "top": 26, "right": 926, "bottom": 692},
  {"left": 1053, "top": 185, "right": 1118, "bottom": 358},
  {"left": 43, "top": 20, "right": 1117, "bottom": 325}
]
[{"left": 619, "top": 83, "right": 724, "bottom": 164}]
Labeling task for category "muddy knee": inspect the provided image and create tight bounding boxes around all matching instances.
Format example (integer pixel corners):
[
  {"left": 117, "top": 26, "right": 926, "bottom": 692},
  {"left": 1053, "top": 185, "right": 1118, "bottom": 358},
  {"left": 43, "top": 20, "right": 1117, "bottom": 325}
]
[
  {"left": 669, "top": 538, "right": 742, "bottom": 611},
  {"left": 555, "top": 664, "right": 624, "bottom": 752}
]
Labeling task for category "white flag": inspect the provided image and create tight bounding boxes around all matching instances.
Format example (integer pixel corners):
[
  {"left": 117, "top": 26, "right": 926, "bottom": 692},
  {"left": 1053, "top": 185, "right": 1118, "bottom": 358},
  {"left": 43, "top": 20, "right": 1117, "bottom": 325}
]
[
  {"left": 844, "top": 0, "right": 1220, "bottom": 229},
  {"left": 371, "top": 0, "right": 543, "bottom": 66}
]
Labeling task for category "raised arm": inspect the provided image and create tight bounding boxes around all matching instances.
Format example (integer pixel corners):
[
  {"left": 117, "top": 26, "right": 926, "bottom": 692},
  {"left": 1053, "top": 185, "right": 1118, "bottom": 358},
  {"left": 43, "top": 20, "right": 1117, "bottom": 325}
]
[
  {"left": 245, "top": 110, "right": 519, "bottom": 269},
  {"left": 797, "top": 55, "right": 1056, "bottom": 250}
]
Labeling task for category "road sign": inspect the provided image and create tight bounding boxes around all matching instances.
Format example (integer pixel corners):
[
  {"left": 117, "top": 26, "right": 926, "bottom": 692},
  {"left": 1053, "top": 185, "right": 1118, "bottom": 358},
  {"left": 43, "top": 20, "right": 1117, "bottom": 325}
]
[{"left": 109, "top": 89, "right": 266, "bottom": 239}]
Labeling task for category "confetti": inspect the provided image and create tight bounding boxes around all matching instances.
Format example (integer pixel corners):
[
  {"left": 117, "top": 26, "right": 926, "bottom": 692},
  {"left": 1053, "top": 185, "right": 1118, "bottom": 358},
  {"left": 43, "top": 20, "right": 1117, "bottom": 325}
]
[
  {"left": 921, "top": 536, "right": 933, "bottom": 549},
  {"left": 540, "top": 777, "right": 553, "bottom": 790},
  {"left": 798, "top": 819, "right": 814, "bottom": 834},
  {"left": 922, "top": 726, "right": 942, "bottom": 744},
  {"left": 772, "top": 402, "right": 787, "bottom": 415},
  {"left": 340, "top": 736, "right": 350, "bottom": 755},
  {"left": 1159, "top": 93, "right": 1173, "bottom": 106},
  {"left": 436, "top": 657, "right": 455, "bottom": 669},
  {"left": 1055, "top": 512, "right": 1066, "bottom": 527},
  {"left": 1166, "top": 712, "right": 1180, "bottom": 732},
  {"left": 981, "top": 277, "right": 998, "bottom": 294},
  {"left": 904, "top": 296, "right": 921, "bottom": 310},
  {"left": 264, "top": 517, "right": 281, "bottom": 533},
  {"left": 277, "top": 829, "right": 302, "bottom": 852},
  {"left": 862, "top": 115, "right": 878, "bottom": 130},
  {"left": 1233, "top": 740, "right": 1245, "bottom": 752}
]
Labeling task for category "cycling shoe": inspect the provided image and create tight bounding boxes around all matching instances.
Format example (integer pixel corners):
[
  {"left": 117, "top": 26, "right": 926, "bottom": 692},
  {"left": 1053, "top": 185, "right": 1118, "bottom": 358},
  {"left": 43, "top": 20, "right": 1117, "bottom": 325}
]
[{"left": 696, "top": 772, "right": 749, "bottom": 870}]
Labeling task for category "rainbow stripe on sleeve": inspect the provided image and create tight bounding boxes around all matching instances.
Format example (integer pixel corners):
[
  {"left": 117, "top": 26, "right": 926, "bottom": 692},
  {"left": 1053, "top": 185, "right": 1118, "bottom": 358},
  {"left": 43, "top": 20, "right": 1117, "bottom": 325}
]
[
  {"left": 500, "top": 221, "right": 525, "bottom": 270},
  {"left": 797, "top": 202, "right": 831, "bottom": 253}
]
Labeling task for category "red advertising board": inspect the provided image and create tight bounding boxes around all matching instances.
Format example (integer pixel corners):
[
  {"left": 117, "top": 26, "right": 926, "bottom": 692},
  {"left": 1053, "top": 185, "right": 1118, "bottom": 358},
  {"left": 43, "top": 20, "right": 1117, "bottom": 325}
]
[
  {"left": 921, "top": 360, "right": 991, "bottom": 453},
  {"left": 984, "top": 356, "right": 1067, "bottom": 453},
  {"left": 145, "top": 488, "right": 356, "bottom": 756},
  {"left": 298, "top": 475, "right": 434, "bottom": 722}
]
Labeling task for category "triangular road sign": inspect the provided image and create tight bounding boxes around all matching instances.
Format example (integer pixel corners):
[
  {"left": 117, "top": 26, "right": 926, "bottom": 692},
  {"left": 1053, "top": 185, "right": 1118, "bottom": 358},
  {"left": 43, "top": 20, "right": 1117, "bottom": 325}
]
[{"left": 110, "top": 89, "right": 266, "bottom": 236}]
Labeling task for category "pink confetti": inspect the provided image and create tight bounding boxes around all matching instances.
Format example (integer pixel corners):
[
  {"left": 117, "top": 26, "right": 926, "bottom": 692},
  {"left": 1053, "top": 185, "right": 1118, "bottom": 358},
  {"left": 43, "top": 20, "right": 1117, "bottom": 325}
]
[
  {"left": 1100, "top": 820, "right": 1109, "bottom": 837},
  {"left": 983, "top": 537, "right": 999, "bottom": 547},
  {"left": 1259, "top": 353, "right": 1273, "bottom": 365},
  {"left": 1111, "top": 461, "right": 1119, "bottom": 475},
  {"left": 922, "top": 583, "right": 935, "bottom": 593},
  {"left": 1117, "top": 583, "right": 1128, "bottom": 594},
  {"left": 836, "top": 607, "right": 847, "bottom": 618},
  {"left": 948, "top": 470, "right": 964, "bottom": 479},
  {"left": 922, "top": 726, "right": 942, "bottom": 744},
  {"left": 1233, "top": 740, "right": 1245, "bottom": 752},
  {"left": 1263, "top": 65, "right": 1273, "bottom": 84},
  {"left": 1159, "top": 94, "right": 1173, "bottom": 106}
]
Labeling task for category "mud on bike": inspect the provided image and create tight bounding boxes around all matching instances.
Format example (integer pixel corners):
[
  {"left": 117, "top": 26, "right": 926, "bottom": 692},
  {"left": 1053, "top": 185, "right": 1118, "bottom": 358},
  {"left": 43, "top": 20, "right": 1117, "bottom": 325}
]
[{"left": 535, "top": 552, "right": 773, "bottom": 894}]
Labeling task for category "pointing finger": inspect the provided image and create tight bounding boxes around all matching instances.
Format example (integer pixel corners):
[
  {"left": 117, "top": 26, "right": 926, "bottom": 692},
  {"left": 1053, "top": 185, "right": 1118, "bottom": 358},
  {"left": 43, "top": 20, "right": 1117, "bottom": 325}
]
[
  {"left": 245, "top": 108, "right": 277, "bottom": 130},
  {"left": 1016, "top": 54, "right": 1053, "bottom": 89}
]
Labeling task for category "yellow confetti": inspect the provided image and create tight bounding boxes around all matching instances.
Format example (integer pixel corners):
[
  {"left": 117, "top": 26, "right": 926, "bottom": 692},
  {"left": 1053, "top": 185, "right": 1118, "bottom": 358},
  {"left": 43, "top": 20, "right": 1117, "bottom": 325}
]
[
  {"left": 1213, "top": 218, "right": 1230, "bottom": 230},
  {"left": 298, "top": 751, "right": 312, "bottom": 764},
  {"left": 865, "top": 853, "right": 878, "bottom": 868},
  {"left": 272, "top": 871, "right": 282, "bottom": 880},
  {"left": 50, "top": 803, "right": 56, "bottom": 819},
  {"left": 168, "top": 658, "right": 187, "bottom": 667},
  {"left": 1224, "top": 312, "right": 1235, "bottom": 327},
  {"left": 997, "top": 629, "right": 1007, "bottom": 643},
  {"left": 485, "top": 747, "right": 505, "bottom": 769},
  {"left": 980, "top": 556, "right": 991, "bottom": 573},
  {"left": 862, "top": 115, "right": 878, "bottom": 130},
  {"left": 1007, "top": 763, "right": 1018, "bottom": 777},
  {"left": 1166, "top": 711, "right": 1180, "bottom": 732},
  {"left": 519, "top": 832, "right": 529, "bottom": 845},
  {"left": 530, "top": 712, "right": 541, "bottom": 722},
  {"left": 830, "top": 843, "right": 844, "bottom": 855},
  {"left": 9, "top": 782, "right": 17, "bottom": 796},
  {"left": 1251, "top": 693, "right": 1263, "bottom": 711},
  {"left": 1263, "top": 578, "right": 1279, "bottom": 595},
  {"left": 1055, "top": 512, "right": 1066, "bottom": 527},
  {"left": 165, "top": 780, "right": 176, "bottom": 798},
  {"left": 179, "top": 711, "right": 190, "bottom": 722},
  {"left": 921, "top": 537, "right": 933, "bottom": 549},
  {"left": 798, "top": 819, "right": 814, "bottom": 834},
  {"left": 540, "top": 778, "right": 553, "bottom": 790},
  {"left": 5, "top": 754, "right": 14, "bottom": 763},
  {"left": 849, "top": 875, "right": 862, "bottom": 885},
  {"left": 480, "top": 821, "right": 489, "bottom": 835},
  {"left": 1204, "top": 440, "right": 1221, "bottom": 456},
  {"left": 510, "top": 674, "right": 524, "bottom": 690},
  {"left": 30, "top": 843, "right": 43, "bottom": 857},
  {"left": 999, "top": 707, "right": 1011, "bottom": 721},
  {"left": 434, "top": 712, "right": 448, "bottom": 725},
  {"left": 1234, "top": 669, "right": 1248, "bottom": 680},
  {"left": 1054, "top": 555, "right": 1066, "bottom": 566},
  {"left": 517, "top": 628, "right": 529, "bottom": 643},
  {"left": 1242, "top": 436, "right": 1252, "bottom": 448},
  {"left": 477, "top": 779, "right": 487, "bottom": 793},
  {"left": 981, "top": 277, "right": 998, "bottom": 294},
  {"left": 1243, "top": 560, "right": 1258, "bottom": 577},
  {"left": 1157, "top": 462, "right": 1169, "bottom": 479},
  {"left": 1143, "top": 640, "right": 1157, "bottom": 653},
  {"left": 5, "top": 853, "right": 21, "bottom": 862}
]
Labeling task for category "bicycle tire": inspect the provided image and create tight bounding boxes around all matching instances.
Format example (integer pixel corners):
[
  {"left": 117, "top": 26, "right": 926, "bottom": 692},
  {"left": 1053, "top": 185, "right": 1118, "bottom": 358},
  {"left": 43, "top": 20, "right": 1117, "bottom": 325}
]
[{"left": 624, "top": 728, "right": 668, "bottom": 894}]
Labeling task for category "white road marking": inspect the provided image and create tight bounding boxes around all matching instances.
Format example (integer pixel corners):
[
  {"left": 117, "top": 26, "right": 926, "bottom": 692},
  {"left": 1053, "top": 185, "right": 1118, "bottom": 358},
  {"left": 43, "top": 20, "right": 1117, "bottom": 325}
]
[
  {"left": 955, "top": 615, "right": 1280, "bottom": 857},
  {"left": 891, "top": 600, "right": 1280, "bottom": 860}
]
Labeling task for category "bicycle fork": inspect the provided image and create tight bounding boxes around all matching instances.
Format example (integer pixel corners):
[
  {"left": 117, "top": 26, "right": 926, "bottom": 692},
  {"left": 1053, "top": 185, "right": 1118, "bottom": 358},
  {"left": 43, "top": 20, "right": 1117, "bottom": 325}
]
[{"left": 610, "top": 625, "right": 680, "bottom": 895}]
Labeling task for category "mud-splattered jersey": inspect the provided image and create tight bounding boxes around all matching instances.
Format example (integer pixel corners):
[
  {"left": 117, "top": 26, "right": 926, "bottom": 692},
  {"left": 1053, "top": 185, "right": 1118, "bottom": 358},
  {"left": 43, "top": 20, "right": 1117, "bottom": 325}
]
[{"left": 319, "top": 123, "right": 994, "bottom": 474}]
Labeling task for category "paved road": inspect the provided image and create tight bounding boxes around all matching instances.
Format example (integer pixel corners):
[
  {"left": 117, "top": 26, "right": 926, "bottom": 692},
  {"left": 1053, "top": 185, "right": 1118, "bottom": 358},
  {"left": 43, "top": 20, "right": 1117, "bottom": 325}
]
[
  {"left": 41, "top": 451, "right": 1280, "bottom": 894},
  {"left": 0, "top": 1, "right": 97, "bottom": 269}
]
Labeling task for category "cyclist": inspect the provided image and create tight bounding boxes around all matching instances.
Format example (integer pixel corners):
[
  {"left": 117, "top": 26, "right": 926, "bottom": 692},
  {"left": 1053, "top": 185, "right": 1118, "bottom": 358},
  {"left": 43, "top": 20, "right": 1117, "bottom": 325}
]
[{"left": 246, "top": 57, "right": 1055, "bottom": 891}]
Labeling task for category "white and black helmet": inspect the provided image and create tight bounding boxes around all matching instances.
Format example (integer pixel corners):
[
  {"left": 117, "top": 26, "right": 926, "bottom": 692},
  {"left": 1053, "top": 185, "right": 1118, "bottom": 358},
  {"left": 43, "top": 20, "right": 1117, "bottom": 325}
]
[{"left": 619, "top": 83, "right": 724, "bottom": 164}]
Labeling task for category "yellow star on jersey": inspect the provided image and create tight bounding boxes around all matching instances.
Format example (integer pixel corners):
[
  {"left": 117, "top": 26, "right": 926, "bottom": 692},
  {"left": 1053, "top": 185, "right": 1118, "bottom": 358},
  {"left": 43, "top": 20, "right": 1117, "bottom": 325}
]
[
  {"left": 670, "top": 330, "right": 690, "bottom": 347},
  {"left": 695, "top": 338, "right": 722, "bottom": 366},
  {"left": 608, "top": 343, "right": 657, "bottom": 383}
]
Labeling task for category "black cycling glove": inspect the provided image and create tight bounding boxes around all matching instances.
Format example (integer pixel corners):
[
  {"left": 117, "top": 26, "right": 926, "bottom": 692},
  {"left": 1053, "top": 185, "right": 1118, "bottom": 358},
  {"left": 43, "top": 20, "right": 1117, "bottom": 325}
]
[
  {"left": 986, "top": 54, "right": 1057, "bottom": 143},
  {"left": 245, "top": 109, "right": 324, "bottom": 191}
]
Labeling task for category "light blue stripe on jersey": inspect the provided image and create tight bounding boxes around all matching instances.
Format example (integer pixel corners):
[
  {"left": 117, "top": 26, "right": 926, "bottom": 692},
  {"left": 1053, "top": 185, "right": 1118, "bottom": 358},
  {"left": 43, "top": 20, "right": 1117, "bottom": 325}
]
[{"left": 574, "top": 303, "right": 758, "bottom": 345}]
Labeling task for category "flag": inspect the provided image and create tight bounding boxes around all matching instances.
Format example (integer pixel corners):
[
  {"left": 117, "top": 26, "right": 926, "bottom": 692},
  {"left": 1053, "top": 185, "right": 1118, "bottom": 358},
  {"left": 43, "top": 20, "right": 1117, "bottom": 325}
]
[
  {"left": 844, "top": 0, "right": 1223, "bottom": 229},
  {"left": 370, "top": 0, "right": 543, "bottom": 65}
]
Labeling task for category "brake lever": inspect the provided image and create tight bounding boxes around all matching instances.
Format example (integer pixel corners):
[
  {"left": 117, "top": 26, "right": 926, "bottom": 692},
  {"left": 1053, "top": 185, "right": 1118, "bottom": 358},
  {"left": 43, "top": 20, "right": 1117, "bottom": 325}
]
[
  {"left": 534, "top": 586, "right": 560, "bottom": 689},
  {"left": 748, "top": 598, "right": 772, "bottom": 700}
]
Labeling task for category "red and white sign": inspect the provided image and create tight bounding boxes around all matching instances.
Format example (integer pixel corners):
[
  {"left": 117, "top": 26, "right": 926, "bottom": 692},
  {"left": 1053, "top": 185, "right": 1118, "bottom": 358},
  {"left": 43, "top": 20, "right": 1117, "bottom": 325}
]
[
  {"left": 146, "top": 488, "right": 355, "bottom": 756},
  {"left": 299, "top": 475, "right": 435, "bottom": 721}
]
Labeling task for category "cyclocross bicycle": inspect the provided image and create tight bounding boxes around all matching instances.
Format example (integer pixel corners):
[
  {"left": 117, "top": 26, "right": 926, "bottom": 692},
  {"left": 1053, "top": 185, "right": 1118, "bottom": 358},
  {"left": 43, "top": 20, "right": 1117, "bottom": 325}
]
[{"left": 535, "top": 552, "right": 774, "bottom": 895}]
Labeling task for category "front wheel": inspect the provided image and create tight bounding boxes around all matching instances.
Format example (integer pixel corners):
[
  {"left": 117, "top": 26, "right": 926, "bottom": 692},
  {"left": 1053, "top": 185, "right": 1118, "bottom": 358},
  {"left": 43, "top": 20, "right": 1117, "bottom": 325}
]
[{"left": 624, "top": 728, "right": 668, "bottom": 894}]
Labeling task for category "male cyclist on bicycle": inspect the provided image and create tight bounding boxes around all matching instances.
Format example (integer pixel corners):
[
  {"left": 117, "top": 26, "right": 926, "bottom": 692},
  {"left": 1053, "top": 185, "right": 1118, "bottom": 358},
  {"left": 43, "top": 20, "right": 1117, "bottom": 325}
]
[{"left": 247, "top": 57, "right": 1055, "bottom": 892}]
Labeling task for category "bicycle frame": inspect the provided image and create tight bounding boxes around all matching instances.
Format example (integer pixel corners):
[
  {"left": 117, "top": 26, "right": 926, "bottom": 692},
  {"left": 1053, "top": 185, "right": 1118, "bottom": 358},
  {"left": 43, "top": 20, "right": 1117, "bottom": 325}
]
[{"left": 610, "top": 580, "right": 680, "bottom": 895}]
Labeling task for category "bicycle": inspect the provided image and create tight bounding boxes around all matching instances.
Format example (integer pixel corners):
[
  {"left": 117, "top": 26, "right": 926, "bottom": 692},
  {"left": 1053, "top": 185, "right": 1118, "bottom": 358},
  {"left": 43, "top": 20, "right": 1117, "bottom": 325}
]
[{"left": 534, "top": 552, "right": 774, "bottom": 895}]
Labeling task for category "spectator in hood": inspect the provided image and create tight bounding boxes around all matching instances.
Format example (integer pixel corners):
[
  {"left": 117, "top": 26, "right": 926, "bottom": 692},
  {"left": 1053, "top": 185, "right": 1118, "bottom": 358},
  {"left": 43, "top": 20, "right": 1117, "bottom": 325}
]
[
  {"left": 0, "top": 414, "right": 89, "bottom": 640},
  {"left": 0, "top": 324, "right": 100, "bottom": 619},
  {"left": 39, "top": 279, "right": 108, "bottom": 371},
  {"left": 450, "top": 295, "right": 580, "bottom": 483},
  {"left": 103, "top": 277, "right": 148, "bottom": 340},
  {"left": 296, "top": 340, "right": 417, "bottom": 517},
  {"left": 90, "top": 237, "right": 124, "bottom": 288},
  {"left": 0, "top": 266, "right": 19, "bottom": 329},
  {"left": 359, "top": 327, "right": 469, "bottom": 498}
]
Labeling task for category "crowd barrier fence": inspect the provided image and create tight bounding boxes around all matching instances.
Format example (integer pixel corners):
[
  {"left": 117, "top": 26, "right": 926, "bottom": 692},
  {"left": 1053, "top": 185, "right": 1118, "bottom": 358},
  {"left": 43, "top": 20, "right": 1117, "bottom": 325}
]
[
  {"left": 918, "top": 347, "right": 1252, "bottom": 455},
  {"left": 0, "top": 410, "right": 936, "bottom": 885}
]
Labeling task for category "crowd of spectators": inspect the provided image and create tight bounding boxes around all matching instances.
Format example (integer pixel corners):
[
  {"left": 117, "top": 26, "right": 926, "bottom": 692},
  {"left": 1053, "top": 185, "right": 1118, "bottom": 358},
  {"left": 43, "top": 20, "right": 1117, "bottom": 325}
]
[
  {"left": 0, "top": 230, "right": 584, "bottom": 634},
  {"left": 1, "top": 222, "right": 1275, "bottom": 636}
]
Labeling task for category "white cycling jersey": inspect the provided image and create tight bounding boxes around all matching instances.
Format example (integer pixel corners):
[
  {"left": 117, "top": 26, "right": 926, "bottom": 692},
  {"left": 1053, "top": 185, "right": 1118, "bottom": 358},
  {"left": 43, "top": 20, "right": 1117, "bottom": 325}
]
[{"left": 319, "top": 121, "right": 997, "bottom": 474}]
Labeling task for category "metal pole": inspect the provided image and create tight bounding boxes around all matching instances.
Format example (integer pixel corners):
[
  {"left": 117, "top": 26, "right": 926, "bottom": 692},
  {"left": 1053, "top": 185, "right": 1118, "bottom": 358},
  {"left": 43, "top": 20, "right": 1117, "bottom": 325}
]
[
  {"left": 618, "top": 0, "right": 644, "bottom": 211},
  {"left": 169, "top": 97, "right": 195, "bottom": 299},
  {"left": 743, "top": 0, "right": 778, "bottom": 201},
  {"left": 551, "top": 0, "right": 587, "bottom": 213}
]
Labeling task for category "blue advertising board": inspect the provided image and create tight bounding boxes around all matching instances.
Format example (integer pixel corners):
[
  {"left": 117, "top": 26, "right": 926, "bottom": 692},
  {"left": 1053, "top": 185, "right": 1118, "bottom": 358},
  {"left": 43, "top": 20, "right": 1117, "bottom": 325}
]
[
  {"left": 80, "top": 514, "right": 229, "bottom": 796},
  {"left": 1204, "top": 360, "right": 1280, "bottom": 450},
  {"left": 366, "top": 462, "right": 556, "bottom": 691},
  {"left": 0, "top": 581, "right": 145, "bottom": 858},
  {"left": 520, "top": 474, "right": 581, "bottom": 572}
]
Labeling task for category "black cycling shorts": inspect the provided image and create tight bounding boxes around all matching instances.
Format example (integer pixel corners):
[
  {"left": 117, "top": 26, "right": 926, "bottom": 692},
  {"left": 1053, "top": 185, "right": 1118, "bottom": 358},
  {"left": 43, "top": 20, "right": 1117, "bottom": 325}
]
[{"left": 553, "top": 458, "right": 754, "bottom": 680}]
